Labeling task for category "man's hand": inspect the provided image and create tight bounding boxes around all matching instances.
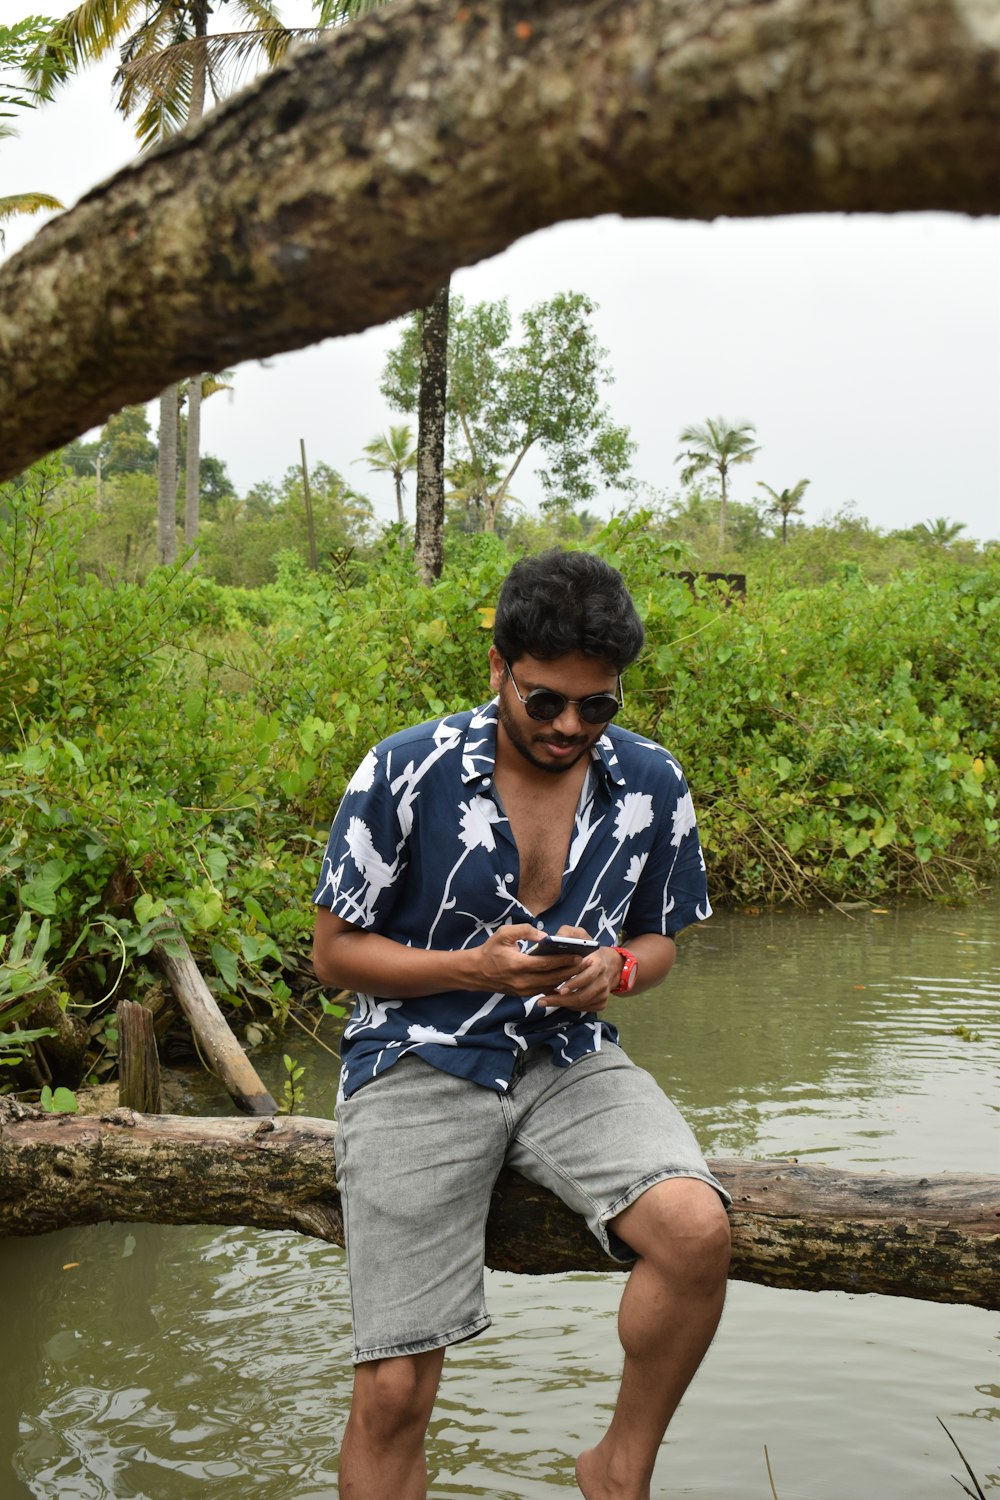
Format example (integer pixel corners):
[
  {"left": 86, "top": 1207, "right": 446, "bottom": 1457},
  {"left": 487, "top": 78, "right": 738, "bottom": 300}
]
[
  {"left": 475, "top": 923, "right": 581, "bottom": 997},
  {"left": 535, "top": 924, "right": 621, "bottom": 1013}
]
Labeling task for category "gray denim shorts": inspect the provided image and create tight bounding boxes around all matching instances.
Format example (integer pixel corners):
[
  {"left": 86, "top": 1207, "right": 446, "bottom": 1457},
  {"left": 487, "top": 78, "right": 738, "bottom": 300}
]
[{"left": 334, "top": 1043, "right": 730, "bottom": 1364}]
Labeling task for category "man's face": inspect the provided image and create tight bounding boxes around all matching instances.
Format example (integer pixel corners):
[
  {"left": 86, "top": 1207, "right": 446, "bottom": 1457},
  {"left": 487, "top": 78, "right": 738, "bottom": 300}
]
[{"left": 489, "top": 647, "right": 619, "bottom": 775}]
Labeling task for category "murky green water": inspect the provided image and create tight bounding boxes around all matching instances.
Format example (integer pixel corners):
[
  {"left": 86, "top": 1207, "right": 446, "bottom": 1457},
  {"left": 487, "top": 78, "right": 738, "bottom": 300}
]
[{"left": 2, "top": 896, "right": 998, "bottom": 1498}]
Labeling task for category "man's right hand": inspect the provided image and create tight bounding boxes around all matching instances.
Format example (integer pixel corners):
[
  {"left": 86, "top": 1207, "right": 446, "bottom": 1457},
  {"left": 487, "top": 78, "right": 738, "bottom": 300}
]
[{"left": 474, "top": 923, "right": 581, "bottom": 997}]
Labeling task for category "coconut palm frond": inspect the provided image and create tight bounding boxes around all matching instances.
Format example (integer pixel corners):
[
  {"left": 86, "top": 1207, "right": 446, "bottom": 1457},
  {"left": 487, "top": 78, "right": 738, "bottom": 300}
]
[
  {"left": 0, "top": 190, "right": 63, "bottom": 222},
  {"left": 316, "top": 0, "right": 387, "bottom": 28},
  {"left": 118, "top": 6, "right": 187, "bottom": 70},
  {"left": 231, "top": 0, "right": 286, "bottom": 31},
  {"left": 201, "top": 371, "right": 234, "bottom": 400},
  {"left": 24, "top": 0, "right": 145, "bottom": 95},
  {"left": 117, "top": 28, "right": 305, "bottom": 105},
  {"left": 131, "top": 65, "right": 193, "bottom": 149}
]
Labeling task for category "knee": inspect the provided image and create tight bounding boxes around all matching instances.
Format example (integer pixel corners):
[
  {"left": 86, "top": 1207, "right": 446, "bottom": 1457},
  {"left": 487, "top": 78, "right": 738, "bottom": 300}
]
[
  {"left": 682, "top": 1191, "right": 732, "bottom": 1285},
  {"left": 351, "top": 1353, "right": 440, "bottom": 1443},
  {"left": 618, "top": 1179, "right": 731, "bottom": 1289}
]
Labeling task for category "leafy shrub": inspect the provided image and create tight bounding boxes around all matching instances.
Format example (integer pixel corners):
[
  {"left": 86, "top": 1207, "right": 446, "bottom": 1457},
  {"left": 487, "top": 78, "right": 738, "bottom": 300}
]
[{"left": 2, "top": 470, "right": 997, "bottom": 1093}]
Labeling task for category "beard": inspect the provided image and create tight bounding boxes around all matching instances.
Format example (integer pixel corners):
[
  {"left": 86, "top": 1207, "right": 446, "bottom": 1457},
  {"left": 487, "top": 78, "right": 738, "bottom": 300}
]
[{"left": 496, "top": 690, "right": 595, "bottom": 775}]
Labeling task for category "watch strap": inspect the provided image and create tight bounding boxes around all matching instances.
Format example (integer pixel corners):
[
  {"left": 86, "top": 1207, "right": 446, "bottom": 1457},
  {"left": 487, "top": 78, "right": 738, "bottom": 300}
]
[{"left": 611, "top": 946, "right": 638, "bottom": 995}]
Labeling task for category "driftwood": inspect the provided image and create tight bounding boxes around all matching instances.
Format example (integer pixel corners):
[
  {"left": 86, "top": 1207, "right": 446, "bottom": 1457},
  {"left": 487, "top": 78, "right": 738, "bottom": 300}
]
[
  {"left": 153, "top": 924, "right": 277, "bottom": 1116},
  {"left": 2, "top": 0, "right": 1000, "bottom": 478},
  {"left": 0, "top": 1101, "right": 997, "bottom": 1310}
]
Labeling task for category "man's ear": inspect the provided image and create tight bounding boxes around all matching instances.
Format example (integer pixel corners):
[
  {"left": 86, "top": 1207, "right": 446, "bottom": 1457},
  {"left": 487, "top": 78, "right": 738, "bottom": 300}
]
[{"left": 487, "top": 646, "right": 505, "bottom": 693}]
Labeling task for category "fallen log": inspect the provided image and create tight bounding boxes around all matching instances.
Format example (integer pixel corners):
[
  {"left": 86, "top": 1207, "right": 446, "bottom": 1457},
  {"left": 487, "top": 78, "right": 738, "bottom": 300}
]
[{"left": 0, "top": 1100, "right": 996, "bottom": 1310}]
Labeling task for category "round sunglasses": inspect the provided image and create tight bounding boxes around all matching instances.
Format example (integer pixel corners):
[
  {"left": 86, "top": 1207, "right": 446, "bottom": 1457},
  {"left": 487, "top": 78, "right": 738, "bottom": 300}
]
[{"left": 504, "top": 661, "right": 622, "bottom": 725}]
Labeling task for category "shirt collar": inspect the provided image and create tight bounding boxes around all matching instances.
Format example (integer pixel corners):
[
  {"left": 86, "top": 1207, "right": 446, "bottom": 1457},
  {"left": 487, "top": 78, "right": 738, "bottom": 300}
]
[{"left": 460, "top": 700, "right": 626, "bottom": 791}]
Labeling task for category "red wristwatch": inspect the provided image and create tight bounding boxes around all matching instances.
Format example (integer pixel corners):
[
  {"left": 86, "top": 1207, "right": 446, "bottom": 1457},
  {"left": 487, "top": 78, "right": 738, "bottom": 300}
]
[{"left": 611, "top": 947, "right": 638, "bottom": 995}]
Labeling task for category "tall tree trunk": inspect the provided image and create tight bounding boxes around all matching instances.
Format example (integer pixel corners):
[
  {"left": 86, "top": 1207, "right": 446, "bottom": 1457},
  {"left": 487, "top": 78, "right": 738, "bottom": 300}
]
[
  {"left": 183, "top": 12, "right": 209, "bottom": 570},
  {"left": 156, "top": 385, "right": 178, "bottom": 565},
  {"left": 184, "top": 376, "right": 202, "bottom": 563},
  {"left": 718, "top": 467, "right": 728, "bottom": 552},
  {"left": 300, "top": 437, "right": 318, "bottom": 570},
  {"left": 414, "top": 280, "right": 449, "bottom": 585}
]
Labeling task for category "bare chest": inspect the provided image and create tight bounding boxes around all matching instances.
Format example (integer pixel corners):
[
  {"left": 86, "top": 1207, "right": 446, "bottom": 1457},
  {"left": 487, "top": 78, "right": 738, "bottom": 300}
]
[{"left": 496, "top": 774, "right": 584, "bottom": 916}]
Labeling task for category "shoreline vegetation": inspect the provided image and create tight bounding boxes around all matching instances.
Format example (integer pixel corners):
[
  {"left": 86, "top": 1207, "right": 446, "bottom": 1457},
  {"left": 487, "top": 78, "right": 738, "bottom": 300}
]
[{"left": 2, "top": 459, "right": 998, "bottom": 1104}]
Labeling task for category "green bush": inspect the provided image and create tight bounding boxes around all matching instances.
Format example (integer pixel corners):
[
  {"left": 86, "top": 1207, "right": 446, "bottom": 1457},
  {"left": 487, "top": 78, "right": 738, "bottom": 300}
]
[{"left": 2, "top": 470, "right": 997, "bottom": 1094}]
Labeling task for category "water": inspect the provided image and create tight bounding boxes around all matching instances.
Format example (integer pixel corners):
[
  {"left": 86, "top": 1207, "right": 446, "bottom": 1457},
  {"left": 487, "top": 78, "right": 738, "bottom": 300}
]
[{"left": 1, "top": 897, "right": 998, "bottom": 1498}]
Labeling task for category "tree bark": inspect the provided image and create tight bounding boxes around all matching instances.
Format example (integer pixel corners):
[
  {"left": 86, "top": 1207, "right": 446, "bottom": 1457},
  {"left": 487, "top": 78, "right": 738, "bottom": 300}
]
[
  {"left": 414, "top": 281, "right": 450, "bottom": 584},
  {"left": 156, "top": 385, "right": 178, "bottom": 565},
  {"left": 184, "top": 376, "right": 202, "bottom": 563},
  {"left": 117, "top": 999, "right": 162, "bottom": 1114},
  {"left": 2, "top": 0, "right": 999, "bottom": 482},
  {"left": 0, "top": 1100, "right": 996, "bottom": 1309},
  {"left": 153, "top": 924, "right": 277, "bottom": 1116},
  {"left": 182, "top": 14, "right": 209, "bottom": 569}
]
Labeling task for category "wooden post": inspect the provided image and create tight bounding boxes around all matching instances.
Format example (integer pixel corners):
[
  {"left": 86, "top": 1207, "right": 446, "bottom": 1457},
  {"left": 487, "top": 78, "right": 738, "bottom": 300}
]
[
  {"left": 153, "top": 921, "right": 277, "bottom": 1116},
  {"left": 117, "top": 1000, "right": 162, "bottom": 1114}
]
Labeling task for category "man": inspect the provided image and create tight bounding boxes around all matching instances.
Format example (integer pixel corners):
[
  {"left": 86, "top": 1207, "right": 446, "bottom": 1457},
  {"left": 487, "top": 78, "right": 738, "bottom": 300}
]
[{"left": 312, "top": 549, "right": 730, "bottom": 1500}]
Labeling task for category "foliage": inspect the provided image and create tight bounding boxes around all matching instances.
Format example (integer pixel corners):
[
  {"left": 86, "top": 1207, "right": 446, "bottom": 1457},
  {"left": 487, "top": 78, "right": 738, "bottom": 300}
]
[
  {"left": 61, "top": 405, "right": 158, "bottom": 481},
  {"left": 197, "top": 461, "right": 374, "bottom": 586},
  {"left": 360, "top": 424, "right": 416, "bottom": 529},
  {"left": 0, "top": 15, "right": 64, "bottom": 231},
  {"left": 2, "top": 459, "right": 997, "bottom": 1098},
  {"left": 27, "top": 0, "right": 291, "bottom": 151},
  {"left": 0, "top": 913, "right": 59, "bottom": 1067},
  {"left": 676, "top": 416, "right": 760, "bottom": 550},
  {"left": 908, "top": 516, "right": 968, "bottom": 547},
  {"left": 276, "top": 1052, "right": 306, "bottom": 1115},
  {"left": 593, "top": 512, "right": 999, "bottom": 904},
  {"left": 381, "top": 290, "right": 635, "bottom": 531},
  {"left": 756, "top": 478, "right": 810, "bottom": 544}
]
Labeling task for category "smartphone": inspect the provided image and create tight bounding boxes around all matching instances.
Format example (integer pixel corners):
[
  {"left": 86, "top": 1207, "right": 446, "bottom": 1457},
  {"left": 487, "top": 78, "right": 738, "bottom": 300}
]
[{"left": 525, "top": 935, "right": 600, "bottom": 957}]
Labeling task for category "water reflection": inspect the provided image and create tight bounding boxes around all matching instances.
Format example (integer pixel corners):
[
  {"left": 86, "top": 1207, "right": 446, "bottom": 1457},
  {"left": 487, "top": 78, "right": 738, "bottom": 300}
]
[{"left": 2, "top": 896, "right": 997, "bottom": 1497}]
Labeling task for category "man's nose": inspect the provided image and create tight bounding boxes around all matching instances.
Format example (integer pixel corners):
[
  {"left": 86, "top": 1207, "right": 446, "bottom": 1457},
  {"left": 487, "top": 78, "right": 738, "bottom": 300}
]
[{"left": 550, "top": 701, "right": 584, "bottom": 733}]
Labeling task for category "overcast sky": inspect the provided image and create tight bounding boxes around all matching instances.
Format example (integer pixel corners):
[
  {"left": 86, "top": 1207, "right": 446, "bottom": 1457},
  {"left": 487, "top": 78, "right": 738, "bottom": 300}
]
[{"left": 3, "top": 0, "right": 999, "bottom": 541}]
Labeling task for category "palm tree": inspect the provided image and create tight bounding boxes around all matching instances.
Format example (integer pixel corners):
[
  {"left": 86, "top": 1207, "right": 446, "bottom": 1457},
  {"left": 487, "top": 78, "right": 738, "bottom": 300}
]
[
  {"left": 757, "top": 478, "right": 810, "bottom": 544},
  {"left": 28, "top": 0, "right": 292, "bottom": 564},
  {"left": 912, "top": 517, "right": 967, "bottom": 548},
  {"left": 314, "top": 0, "right": 449, "bottom": 582},
  {"left": 676, "top": 417, "right": 760, "bottom": 551},
  {"left": 180, "top": 371, "right": 233, "bottom": 564},
  {"left": 360, "top": 425, "right": 417, "bottom": 530}
]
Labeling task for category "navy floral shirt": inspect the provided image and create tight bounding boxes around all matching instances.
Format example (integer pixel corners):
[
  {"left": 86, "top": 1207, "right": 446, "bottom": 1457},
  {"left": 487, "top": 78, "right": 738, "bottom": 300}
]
[{"left": 313, "top": 700, "right": 711, "bottom": 1098}]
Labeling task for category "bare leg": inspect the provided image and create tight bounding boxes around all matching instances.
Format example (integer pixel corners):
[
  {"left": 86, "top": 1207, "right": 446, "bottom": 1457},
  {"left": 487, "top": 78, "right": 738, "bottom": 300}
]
[
  {"left": 576, "top": 1178, "right": 731, "bottom": 1500},
  {"left": 338, "top": 1346, "right": 446, "bottom": 1500}
]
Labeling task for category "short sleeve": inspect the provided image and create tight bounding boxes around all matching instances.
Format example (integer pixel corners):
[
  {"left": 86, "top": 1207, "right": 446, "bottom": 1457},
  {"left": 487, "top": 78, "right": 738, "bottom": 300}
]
[
  {"left": 621, "top": 768, "right": 711, "bottom": 939},
  {"left": 312, "top": 748, "right": 408, "bottom": 931}
]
